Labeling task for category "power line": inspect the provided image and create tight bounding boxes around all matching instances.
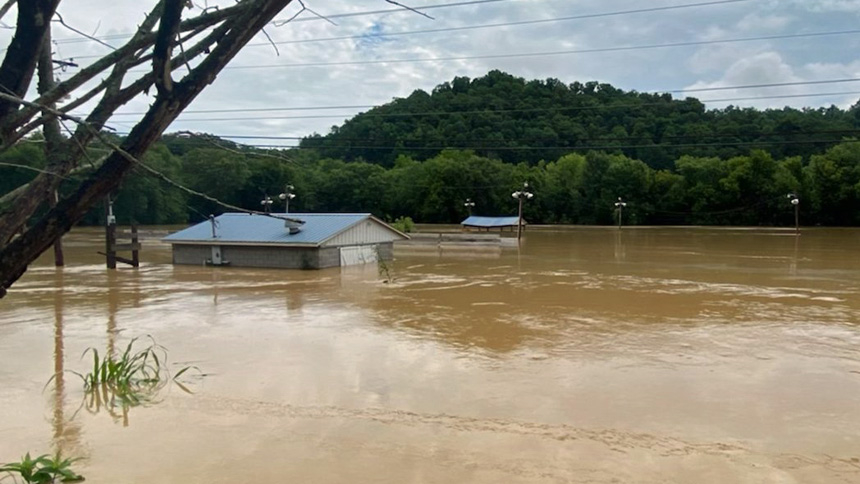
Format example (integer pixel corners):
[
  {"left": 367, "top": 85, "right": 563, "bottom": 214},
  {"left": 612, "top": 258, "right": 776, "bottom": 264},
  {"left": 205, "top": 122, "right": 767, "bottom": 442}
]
[
  {"left": 294, "top": 138, "right": 860, "bottom": 150},
  {"left": 66, "top": 0, "right": 750, "bottom": 59},
  {"left": 102, "top": 90, "right": 860, "bottom": 118},
  {"left": 262, "top": 0, "right": 751, "bottom": 47},
  {"left": 51, "top": 0, "right": 519, "bottom": 46},
  {"left": 141, "top": 128, "right": 860, "bottom": 146},
  {"left": 222, "top": 29, "right": 860, "bottom": 70},
  {"left": 140, "top": 137, "right": 860, "bottom": 151},
  {"left": 78, "top": 27, "right": 860, "bottom": 73},
  {"left": 147, "top": 84, "right": 860, "bottom": 123}
]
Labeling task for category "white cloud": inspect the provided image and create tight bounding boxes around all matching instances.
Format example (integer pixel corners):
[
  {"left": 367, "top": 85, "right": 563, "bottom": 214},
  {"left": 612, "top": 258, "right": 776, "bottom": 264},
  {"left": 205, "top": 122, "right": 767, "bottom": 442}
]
[
  {"left": 781, "top": 0, "right": 860, "bottom": 13},
  {"left": 735, "top": 13, "right": 793, "bottom": 32},
  {"left": 1, "top": 0, "right": 858, "bottom": 140},
  {"left": 684, "top": 51, "right": 860, "bottom": 109}
]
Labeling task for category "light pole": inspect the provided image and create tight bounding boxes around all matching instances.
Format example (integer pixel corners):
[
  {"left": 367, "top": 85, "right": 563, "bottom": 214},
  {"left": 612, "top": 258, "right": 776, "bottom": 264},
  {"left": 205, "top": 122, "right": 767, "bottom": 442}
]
[
  {"left": 464, "top": 198, "right": 475, "bottom": 216},
  {"left": 260, "top": 195, "right": 274, "bottom": 213},
  {"left": 279, "top": 184, "right": 296, "bottom": 213},
  {"left": 614, "top": 197, "right": 627, "bottom": 229},
  {"left": 511, "top": 182, "right": 533, "bottom": 240},
  {"left": 787, "top": 193, "right": 800, "bottom": 234}
]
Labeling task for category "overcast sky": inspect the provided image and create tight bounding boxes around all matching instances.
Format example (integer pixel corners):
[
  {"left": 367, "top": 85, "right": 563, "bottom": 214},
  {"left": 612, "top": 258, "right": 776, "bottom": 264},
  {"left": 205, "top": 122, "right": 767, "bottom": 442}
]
[{"left": 11, "top": 0, "right": 860, "bottom": 147}]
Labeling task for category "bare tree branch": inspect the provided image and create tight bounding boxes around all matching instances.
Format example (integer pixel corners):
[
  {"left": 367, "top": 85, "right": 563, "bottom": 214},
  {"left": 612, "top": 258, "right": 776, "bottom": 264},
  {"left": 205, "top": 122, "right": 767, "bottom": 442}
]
[
  {"left": 0, "top": 0, "right": 296, "bottom": 297},
  {"left": 300, "top": 1, "right": 337, "bottom": 26},
  {"left": 0, "top": 22, "right": 65, "bottom": 243},
  {"left": 53, "top": 11, "right": 116, "bottom": 51},
  {"left": 153, "top": 0, "right": 184, "bottom": 95},
  {"left": 0, "top": 0, "right": 62, "bottom": 128},
  {"left": 384, "top": 0, "right": 434, "bottom": 20},
  {"left": 0, "top": 0, "right": 16, "bottom": 23},
  {"left": 272, "top": 6, "right": 306, "bottom": 27},
  {"left": 260, "top": 27, "right": 279, "bottom": 56},
  {"left": 4, "top": 0, "right": 248, "bottom": 137},
  {"left": 0, "top": 161, "right": 65, "bottom": 176}
]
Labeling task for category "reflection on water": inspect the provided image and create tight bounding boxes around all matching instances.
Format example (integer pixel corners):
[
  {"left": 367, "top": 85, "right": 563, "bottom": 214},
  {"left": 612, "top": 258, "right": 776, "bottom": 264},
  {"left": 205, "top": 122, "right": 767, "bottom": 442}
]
[{"left": 1, "top": 227, "right": 860, "bottom": 483}]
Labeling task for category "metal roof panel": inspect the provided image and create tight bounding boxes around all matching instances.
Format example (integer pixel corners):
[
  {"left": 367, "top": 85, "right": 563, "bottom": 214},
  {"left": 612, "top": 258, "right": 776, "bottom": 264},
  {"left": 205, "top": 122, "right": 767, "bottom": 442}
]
[
  {"left": 163, "top": 213, "right": 377, "bottom": 246},
  {"left": 461, "top": 215, "right": 523, "bottom": 227}
]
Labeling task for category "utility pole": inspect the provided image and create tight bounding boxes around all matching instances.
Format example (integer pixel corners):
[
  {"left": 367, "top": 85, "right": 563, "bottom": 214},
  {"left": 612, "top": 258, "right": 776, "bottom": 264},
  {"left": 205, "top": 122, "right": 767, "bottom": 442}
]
[
  {"left": 511, "top": 182, "right": 534, "bottom": 240},
  {"left": 279, "top": 184, "right": 296, "bottom": 213},
  {"left": 787, "top": 193, "right": 800, "bottom": 234},
  {"left": 614, "top": 197, "right": 627, "bottom": 229},
  {"left": 464, "top": 198, "right": 475, "bottom": 216}
]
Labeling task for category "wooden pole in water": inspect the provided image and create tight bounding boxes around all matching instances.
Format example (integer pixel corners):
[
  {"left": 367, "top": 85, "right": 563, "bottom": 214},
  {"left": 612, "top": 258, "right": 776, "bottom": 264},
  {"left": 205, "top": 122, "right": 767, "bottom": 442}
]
[
  {"left": 51, "top": 190, "right": 64, "bottom": 266},
  {"left": 105, "top": 198, "right": 116, "bottom": 270},
  {"left": 131, "top": 224, "right": 139, "bottom": 268}
]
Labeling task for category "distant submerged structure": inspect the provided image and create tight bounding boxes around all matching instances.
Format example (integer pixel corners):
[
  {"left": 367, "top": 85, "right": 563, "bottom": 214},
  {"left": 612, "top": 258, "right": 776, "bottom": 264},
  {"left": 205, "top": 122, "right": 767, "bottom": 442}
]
[{"left": 163, "top": 213, "right": 409, "bottom": 269}]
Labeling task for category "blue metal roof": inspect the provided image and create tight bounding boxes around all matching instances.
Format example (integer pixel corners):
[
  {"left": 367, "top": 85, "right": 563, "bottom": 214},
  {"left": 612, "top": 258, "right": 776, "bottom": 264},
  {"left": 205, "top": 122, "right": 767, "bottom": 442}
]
[
  {"left": 461, "top": 215, "right": 523, "bottom": 227},
  {"left": 163, "top": 213, "right": 379, "bottom": 246}
]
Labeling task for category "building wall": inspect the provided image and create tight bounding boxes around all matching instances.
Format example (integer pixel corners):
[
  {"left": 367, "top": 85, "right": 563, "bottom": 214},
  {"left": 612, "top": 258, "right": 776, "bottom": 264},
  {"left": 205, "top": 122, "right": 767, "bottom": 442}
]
[
  {"left": 173, "top": 244, "right": 321, "bottom": 269},
  {"left": 318, "top": 247, "right": 340, "bottom": 269},
  {"left": 171, "top": 242, "right": 393, "bottom": 269},
  {"left": 324, "top": 219, "right": 403, "bottom": 247},
  {"left": 377, "top": 242, "right": 394, "bottom": 260},
  {"left": 172, "top": 245, "right": 212, "bottom": 265}
]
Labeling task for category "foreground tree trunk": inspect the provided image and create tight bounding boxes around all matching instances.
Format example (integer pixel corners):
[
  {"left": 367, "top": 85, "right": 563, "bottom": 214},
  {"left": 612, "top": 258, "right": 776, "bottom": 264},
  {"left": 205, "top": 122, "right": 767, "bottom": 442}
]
[{"left": 0, "top": 0, "right": 296, "bottom": 297}]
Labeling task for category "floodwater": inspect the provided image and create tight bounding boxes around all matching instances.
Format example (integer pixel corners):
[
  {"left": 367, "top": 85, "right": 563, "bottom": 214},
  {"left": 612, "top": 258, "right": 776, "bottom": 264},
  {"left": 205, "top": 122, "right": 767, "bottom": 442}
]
[{"left": 1, "top": 226, "right": 860, "bottom": 483}]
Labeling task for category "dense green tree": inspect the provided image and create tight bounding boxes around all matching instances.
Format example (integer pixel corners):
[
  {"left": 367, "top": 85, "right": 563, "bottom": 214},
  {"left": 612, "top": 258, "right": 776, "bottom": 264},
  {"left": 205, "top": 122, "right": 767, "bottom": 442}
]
[
  {"left": 110, "top": 145, "right": 188, "bottom": 225},
  {"left": 806, "top": 141, "right": 860, "bottom": 225},
  {"left": 301, "top": 71, "right": 859, "bottom": 170}
]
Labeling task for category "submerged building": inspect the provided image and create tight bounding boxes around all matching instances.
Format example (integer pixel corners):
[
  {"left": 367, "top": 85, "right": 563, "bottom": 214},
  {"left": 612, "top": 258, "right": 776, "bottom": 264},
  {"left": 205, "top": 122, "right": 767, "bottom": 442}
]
[
  {"left": 163, "top": 213, "right": 409, "bottom": 269},
  {"left": 460, "top": 215, "right": 525, "bottom": 232}
]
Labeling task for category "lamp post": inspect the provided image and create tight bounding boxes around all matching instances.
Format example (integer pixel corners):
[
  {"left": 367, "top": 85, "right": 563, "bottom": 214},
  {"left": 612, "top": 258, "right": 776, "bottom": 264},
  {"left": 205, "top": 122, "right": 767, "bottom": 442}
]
[
  {"left": 260, "top": 195, "right": 274, "bottom": 213},
  {"left": 787, "top": 193, "right": 800, "bottom": 234},
  {"left": 279, "top": 184, "right": 296, "bottom": 213},
  {"left": 464, "top": 198, "right": 475, "bottom": 216},
  {"left": 511, "top": 182, "right": 533, "bottom": 240},
  {"left": 614, "top": 197, "right": 627, "bottom": 229}
]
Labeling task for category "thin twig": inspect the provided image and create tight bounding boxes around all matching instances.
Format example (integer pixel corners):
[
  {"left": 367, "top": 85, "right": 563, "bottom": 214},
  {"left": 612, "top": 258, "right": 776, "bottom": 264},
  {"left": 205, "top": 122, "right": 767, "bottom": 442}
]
[
  {"left": 53, "top": 12, "right": 117, "bottom": 51},
  {"left": 272, "top": 6, "right": 306, "bottom": 27},
  {"left": 298, "top": 0, "right": 337, "bottom": 26},
  {"left": 176, "top": 35, "right": 193, "bottom": 74},
  {"left": 0, "top": 0, "right": 16, "bottom": 23},
  {"left": 0, "top": 162, "right": 66, "bottom": 177},
  {"left": 384, "top": 0, "right": 434, "bottom": 20},
  {"left": 260, "top": 28, "right": 279, "bottom": 56},
  {"left": 60, "top": 119, "right": 98, "bottom": 169}
]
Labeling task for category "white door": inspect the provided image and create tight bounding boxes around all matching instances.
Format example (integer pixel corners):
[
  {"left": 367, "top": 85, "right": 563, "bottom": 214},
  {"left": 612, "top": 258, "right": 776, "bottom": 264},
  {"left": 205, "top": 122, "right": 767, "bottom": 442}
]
[
  {"left": 210, "top": 245, "right": 223, "bottom": 265},
  {"left": 339, "top": 245, "right": 377, "bottom": 267}
]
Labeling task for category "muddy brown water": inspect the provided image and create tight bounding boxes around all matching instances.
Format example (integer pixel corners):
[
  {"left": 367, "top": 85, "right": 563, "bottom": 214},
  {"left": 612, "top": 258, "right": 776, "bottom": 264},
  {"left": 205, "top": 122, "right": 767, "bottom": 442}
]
[{"left": 1, "top": 227, "right": 859, "bottom": 483}]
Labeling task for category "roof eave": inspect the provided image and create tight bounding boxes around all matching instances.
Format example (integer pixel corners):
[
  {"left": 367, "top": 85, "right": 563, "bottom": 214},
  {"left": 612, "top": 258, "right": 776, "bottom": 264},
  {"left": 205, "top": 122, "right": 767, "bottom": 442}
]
[{"left": 164, "top": 239, "right": 321, "bottom": 248}]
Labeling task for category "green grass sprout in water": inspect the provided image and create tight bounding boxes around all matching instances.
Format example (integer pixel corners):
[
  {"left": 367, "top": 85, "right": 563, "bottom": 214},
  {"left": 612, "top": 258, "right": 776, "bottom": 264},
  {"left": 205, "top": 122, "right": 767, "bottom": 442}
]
[
  {"left": 48, "top": 336, "right": 203, "bottom": 423},
  {"left": 0, "top": 452, "right": 83, "bottom": 484}
]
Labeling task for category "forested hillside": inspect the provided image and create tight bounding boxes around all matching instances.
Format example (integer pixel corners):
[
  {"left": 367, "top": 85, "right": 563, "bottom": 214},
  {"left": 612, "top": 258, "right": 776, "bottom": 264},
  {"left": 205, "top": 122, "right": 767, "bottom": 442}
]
[
  {"left": 2, "top": 71, "right": 860, "bottom": 227},
  {"left": 301, "top": 70, "right": 860, "bottom": 170}
]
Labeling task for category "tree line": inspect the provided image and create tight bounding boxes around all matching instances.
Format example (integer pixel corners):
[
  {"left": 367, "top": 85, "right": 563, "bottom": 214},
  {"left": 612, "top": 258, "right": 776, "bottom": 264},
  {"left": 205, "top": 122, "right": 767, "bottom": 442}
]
[
  {"left": 301, "top": 70, "right": 860, "bottom": 171},
  {"left": 4, "top": 135, "right": 858, "bottom": 227}
]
